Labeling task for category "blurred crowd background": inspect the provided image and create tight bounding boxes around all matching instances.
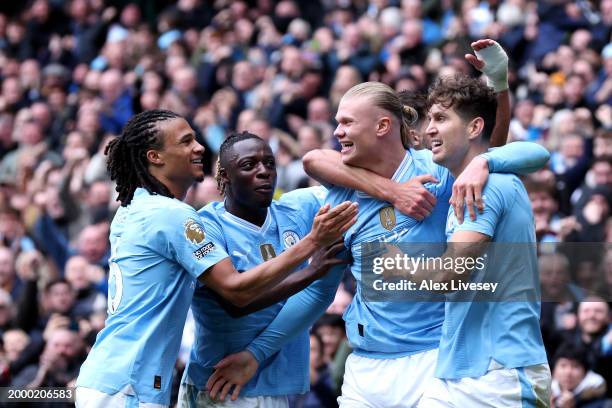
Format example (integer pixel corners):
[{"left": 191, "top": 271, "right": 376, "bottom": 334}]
[{"left": 0, "top": 0, "right": 610, "bottom": 406}]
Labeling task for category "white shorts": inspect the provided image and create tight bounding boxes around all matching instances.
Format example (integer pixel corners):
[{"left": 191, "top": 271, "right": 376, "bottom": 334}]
[
  {"left": 75, "top": 386, "right": 167, "bottom": 408},
  {"left": 177, "top": 383, "right": 289, "bottom": 408},
  {"left": 338, "top": 348, "right": 438, "bottom": 408},
  {"left": 418, "top": 362, "right": 551, "bottom": 408}
]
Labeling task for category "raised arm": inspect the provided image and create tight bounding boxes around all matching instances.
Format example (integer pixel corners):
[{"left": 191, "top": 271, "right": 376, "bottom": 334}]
[
  {"left": 200, "top": 202, "right": 357, "bottom": 307},
  {"left": 303, "top": 149, "right": 437, "bottom": 219},
  {"left": 465, "top": 39, "right": 510, "bottom": 148}
]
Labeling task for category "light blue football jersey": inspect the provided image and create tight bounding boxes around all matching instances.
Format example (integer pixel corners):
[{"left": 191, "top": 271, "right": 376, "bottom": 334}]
[
  {"left": 436, "top": 173, "right": 548, "bottom": 379},
  {"left": 183, "top": 187, "right": 326, "bottom": 397},
  {"left": 77, "top": 188, "right": 213, "bottom": 405},
  {"left": 328, "top": 149, "right": 451, "bottom": 358}
]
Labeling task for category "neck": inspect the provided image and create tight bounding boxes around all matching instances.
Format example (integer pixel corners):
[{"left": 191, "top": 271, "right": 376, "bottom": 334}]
[
  {"left": 366, "top": 139, "right": 407, "bottom": 179},
  {"left": 225, "top": 196, "right": 268, "bottom": 226},
  {"left": 450, "top": 142, "right": 488, "bottom": 178},
  {"left": 149, "top": 170, "right": 190, "bottom": 201}
]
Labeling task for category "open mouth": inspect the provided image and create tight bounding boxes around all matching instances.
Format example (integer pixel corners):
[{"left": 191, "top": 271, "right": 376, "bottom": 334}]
[
  {"left": 431, "top": 139, "right": 442, "bottom": 153},
  {"left": 340, "top": 141, "right": 354, "bottom": 154},
  {"left": 191, "top": 158, "right": 203, "bottom": 166}
]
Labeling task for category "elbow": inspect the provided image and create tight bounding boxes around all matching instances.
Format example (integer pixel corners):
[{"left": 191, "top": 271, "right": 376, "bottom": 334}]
[
  {"left": 218, "top": 280, "right": 253, "bottom": 307},
  {"left": 225, "top": 291, "right": 252, "bottom": 308},
  {"left": 303, "top": 149, "right": 325, "bottom": 177},
  {"left": 539, "top": 145, "right": 551, "bottom": 164}
]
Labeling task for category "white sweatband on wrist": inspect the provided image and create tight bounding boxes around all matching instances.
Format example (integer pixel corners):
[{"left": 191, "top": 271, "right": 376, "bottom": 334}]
[{"left": 474, "top": 42, "right": 509, "bottom": 93}]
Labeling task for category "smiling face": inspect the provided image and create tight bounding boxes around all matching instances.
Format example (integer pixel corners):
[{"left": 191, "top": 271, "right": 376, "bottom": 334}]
[
  {"left": 152, "top": 117, "right": 205, "bottom": 185},
  {"left": 223, "top": 138, "right": 277, "bottom": 209},
  {"left": 334, "top": 95, "right": 382, "bottom": 168},
  {"left": 425, "top": 103, "right": 471, "bottom": 172}
]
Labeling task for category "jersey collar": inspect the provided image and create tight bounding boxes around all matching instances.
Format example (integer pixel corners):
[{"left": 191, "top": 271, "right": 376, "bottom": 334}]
[{"left": 221, "top": 208, "right": 272, "bottom": 235}]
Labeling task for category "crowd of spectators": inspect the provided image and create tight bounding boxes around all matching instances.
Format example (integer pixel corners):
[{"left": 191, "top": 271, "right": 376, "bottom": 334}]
[{"left": 0, "top": 0, "right": 610, "bottom": 406}]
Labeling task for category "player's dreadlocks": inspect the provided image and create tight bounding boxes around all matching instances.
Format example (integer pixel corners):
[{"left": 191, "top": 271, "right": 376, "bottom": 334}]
[
  {"left": 105, "top": 109, "right": 181, "bottom": 206},
  {"left": 215, "top": 131, "right": 263, "bottom": 196}
]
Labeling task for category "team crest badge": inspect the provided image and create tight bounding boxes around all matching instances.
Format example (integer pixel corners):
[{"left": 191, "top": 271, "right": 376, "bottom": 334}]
[
  {"left": 282, "top": 231, "right": 300, "bottom": 249},
  {"left": 379, "top": 206, "right": 396, "bottom": 231},
  {"left": 260, "top": 244, "right": 277, "bottom": 261},
  {"left": 184, "top": 218, "right": 206, "bottom": 245}
]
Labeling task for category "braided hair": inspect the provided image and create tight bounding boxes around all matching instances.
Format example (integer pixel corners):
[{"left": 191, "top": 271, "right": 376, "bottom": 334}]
[
  {"left": 214, "top": 131, "right": 263, "bottom": 196},
  {"left": 105, "top": 109, "right": 181, "bottom": 206}
]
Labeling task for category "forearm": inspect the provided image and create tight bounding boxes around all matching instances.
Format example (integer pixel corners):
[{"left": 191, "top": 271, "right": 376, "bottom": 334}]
[
  {"left": 246, "top": 266, "right": 344, "bottom": 362},
  {"left": 303, "top": 149, "right": 393, "bottom": 201},
  {"left": 226, "top": 235, "right": 320, "bottom": 305},
  {"left": 215, "top": 265, "right": 327, "bottom": 318},
  {"left": 489, "top": 90, "right": 510, "bottom": 148},
  {"left": 481, "top": 141, "right": 550, "bottom": 175}
]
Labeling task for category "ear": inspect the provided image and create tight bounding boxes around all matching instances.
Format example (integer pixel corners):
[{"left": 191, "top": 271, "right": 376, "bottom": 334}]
[
  {"left": 218, "top": 167, "right": 230, "bottom": 185},
  {"left": 376, "top": 116, "right": 392, "bottom": 137},
  {"left": 410, "top": 129, "right": 420, "bottom": 145},
  {"left": 467, "top": 117, "right": 485, "bottom": 141},
  {"left": 146, "top": 149, "right": 164, "bottom": 166}
]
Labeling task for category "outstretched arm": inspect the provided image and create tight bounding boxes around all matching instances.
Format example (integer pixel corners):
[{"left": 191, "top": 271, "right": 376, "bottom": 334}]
[
  {"left": 451, "top": 141, "right": 550, "bottom": 223},
  {"left": 303, "top": 149, "right": 437, "bottom": 219},
  {"left": 212, "top": 240, "right": 349, "bottom": 317},
  {"left": 200, "top": 202, "right": 357, "bottom": 307}
]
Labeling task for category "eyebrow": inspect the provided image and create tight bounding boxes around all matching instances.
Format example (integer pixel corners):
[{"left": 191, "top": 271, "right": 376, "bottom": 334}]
[
  {"left": 335, "top": 114, "right": 353, "bottom": 122},
  {"left": 179, "top": 133, "right": 194, "bottom": 143}
]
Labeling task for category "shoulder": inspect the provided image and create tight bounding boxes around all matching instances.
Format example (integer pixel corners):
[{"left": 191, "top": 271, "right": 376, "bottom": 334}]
[
  {"left": 278, "top": 186, "right": 328, "bottom": 207},
  {"left": 137, "top": 194, "right": 204, "bottom": 236},
  {"left": 326, "top": 185, "right": 353, "bottom": 204},
  {"left": 483, "top": 173, "right": 522, "bottom": 196},
  {"left": 197, "top": 201, "right": 224, "bottom": 218}
]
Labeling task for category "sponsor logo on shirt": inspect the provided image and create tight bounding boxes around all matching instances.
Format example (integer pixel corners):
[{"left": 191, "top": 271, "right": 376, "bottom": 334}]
[
  {"left": 193, "top": 242, "right": 215, "bottom": 259},
  {"left": 184, "top": 218, "right": 206, "bottom": 245}
]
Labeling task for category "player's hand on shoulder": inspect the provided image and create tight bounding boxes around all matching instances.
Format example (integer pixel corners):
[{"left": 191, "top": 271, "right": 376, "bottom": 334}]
[
  {"left": 452, "top": 156, "right": 489, "bottom": 224},
  {"left": 207, "top": 351, "right": 259, "bottom": 402},
  {"left": 310, "top": 202, "right": 358, "bottom": 246},
  {"left": 309, "top": 238, "right": 351, "bottom": 279},
  {"left": 392, "top": 174, "right": 438, "bottom": 220}
]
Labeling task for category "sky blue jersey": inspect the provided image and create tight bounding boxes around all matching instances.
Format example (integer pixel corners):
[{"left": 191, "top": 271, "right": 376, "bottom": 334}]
[
  {"left": 183, "top": 187, "right": 326, "bottom": 397},
  {"left": 327, "top": 150, "right": 451, "bottom": 358},
  {"left": 436, "top": 173, "right": 548, "bottom": 379},
  {"left": 77, "top": 188, "right": 212, "bottom": 405}
]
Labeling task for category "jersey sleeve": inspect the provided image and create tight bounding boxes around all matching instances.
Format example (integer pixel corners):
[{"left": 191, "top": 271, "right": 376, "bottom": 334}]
[
  {"left": 452, "top": 176, "right": 509, "bottom": 237},
  {"left": 278, "top": 186, "right": 327, "bottom": 231},
  {"left": 155, "top": 204, "right": 228, "bottom": 280},
  {"left": 194, "top": 206, "right": 231, "bottom": 276},
  {"left": 246, "top": 264, "right": 345, "bottom": 363},
  {"left": 481, "top": 142, "right": 550, "bottom": 175}
]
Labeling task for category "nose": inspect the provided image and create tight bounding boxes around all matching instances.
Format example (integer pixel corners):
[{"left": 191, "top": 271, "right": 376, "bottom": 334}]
[
  {"left": 333, "top": 123, "right": 345, "bottom": 139},
  {"left": 193, "top": 140, "right": 205, "bottom": 154},
  {"left": 425, "top": 121, "right": 436, "bottom": 137},
  {"left": 255, "top": 162, "right": 271, "bottom": 179}
]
